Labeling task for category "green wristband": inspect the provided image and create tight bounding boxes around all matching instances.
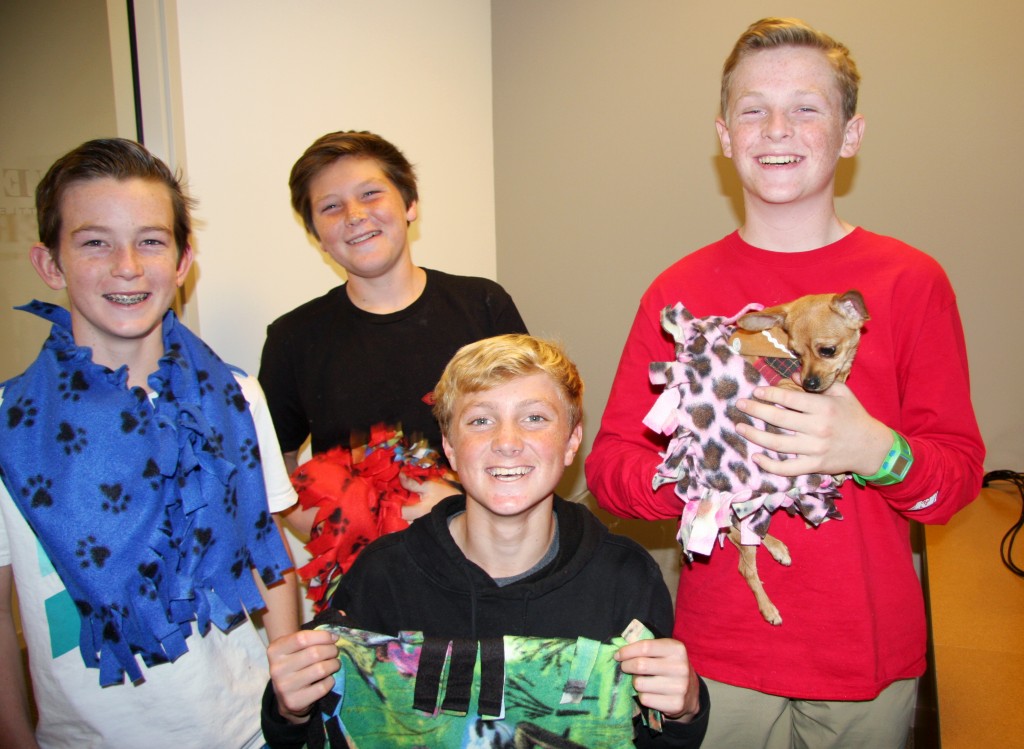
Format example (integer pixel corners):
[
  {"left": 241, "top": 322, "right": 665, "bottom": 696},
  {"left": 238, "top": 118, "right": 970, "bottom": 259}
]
[{"left": 853, "top": 429, "right": 913, "bottom": 487}]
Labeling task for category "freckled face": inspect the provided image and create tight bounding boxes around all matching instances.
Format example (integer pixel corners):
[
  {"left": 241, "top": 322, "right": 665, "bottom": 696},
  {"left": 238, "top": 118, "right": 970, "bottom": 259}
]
[
  {"left": 308, "top": 156, "right": 417, "bottom": 281},
  {"left": 31, "top": 177, "right": 191, "bottom": 361},
  {"left": 716, "top": 47, "right": 864, "bottom": 209},
  {"left": 442, "top": 373, "right": 583, "bottom": 521}
]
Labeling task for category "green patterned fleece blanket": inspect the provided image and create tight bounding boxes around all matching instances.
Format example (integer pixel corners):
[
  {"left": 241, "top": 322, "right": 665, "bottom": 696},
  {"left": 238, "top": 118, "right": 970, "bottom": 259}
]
[{"left": 305, "top": 614, "right": 662, "bottom": 748}]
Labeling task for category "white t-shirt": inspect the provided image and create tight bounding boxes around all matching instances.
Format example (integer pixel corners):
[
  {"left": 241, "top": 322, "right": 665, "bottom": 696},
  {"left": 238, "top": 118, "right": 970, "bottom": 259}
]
[{"left": 0, "top": 374, "right": 296, "bottom": 749}]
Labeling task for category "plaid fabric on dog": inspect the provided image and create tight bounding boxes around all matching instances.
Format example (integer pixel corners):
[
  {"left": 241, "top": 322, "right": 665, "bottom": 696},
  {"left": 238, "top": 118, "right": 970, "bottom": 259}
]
[
  {"left": 302, "top": 611, "right": 660, "bottom": 748},
  {"left": 753, "top": 356, "right": 801, "bottom": 386}
]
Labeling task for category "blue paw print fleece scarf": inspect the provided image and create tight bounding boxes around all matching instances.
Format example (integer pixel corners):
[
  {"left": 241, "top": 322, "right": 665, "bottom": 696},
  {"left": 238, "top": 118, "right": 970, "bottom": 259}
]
[{"left": 0, "top": 301, "right": 292, "bottom": 685}]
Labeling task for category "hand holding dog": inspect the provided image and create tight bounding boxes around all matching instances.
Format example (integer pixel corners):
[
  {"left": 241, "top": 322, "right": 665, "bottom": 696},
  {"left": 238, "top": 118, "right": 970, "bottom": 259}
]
[
  {"left": 736, "top": 380, "right": 892, "bottom": 478},
  {"left": 268, "top": 628, "right": 341, "bottom": 724},
  {"left": 615, "top": 637, "right": 701, "bottom": 723}
]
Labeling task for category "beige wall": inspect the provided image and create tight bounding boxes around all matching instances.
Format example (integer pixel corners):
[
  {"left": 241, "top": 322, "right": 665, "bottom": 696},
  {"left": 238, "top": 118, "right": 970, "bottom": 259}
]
[{"left": 492, "top": 1, "right": 1024, "bottom": 501}]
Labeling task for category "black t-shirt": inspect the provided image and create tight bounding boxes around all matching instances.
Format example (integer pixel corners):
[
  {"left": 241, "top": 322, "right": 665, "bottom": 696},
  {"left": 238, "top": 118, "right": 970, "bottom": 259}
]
[{"left": 258, "top": 268, "right": 527, "bottom": 455}]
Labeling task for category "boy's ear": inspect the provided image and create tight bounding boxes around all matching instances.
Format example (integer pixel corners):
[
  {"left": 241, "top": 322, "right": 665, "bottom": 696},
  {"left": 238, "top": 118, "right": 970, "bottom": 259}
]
[
  {"left": 715, "top": 118, "right": 733, "bottom": 158},
  {"left": 29, "top": 244, "right": 66, "bottom": 290},
  {"left": 441, "top": 434, "right": 457, "bottom": 472},
  {"left": 564, "top": 423, "right": 584, "bottom": 467},
  {"left": 405, "top": 199, "right": 418, "bottom": 225},
  {"left": 176, "top": 244, "right": 195, "bottom": 287},
  {"left": 840, "top": 114, "right": 866, "bottom": 158}
]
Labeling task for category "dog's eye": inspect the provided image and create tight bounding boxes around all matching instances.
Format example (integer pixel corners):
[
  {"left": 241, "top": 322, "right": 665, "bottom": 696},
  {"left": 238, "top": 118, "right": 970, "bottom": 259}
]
[{"left": 818, "top": 346, "right": 837, "bottom": 358}]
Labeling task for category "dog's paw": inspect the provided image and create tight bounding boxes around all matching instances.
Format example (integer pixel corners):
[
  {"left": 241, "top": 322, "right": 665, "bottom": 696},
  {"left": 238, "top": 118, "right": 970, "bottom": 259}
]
[
  {"left": 762, "top": 535, "right": 792, "bottom": 566},
  {"left": 760, "top": 603, "right": 783, "bottom": 626}
]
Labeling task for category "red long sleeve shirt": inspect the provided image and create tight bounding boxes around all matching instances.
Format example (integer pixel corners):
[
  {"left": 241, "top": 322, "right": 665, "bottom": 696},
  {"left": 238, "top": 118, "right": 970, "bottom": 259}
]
[{"left": 586, "top": 228, "right": 984, "bottom": 699}]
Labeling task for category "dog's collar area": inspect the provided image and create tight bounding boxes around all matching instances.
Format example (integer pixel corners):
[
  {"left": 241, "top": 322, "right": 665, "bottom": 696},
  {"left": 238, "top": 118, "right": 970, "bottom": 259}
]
[
  {"left": 728, "top": 327, "right": 797, "bottom": 359},
  {"left": 759, "top": 329, "right": 795, "bottom": 357}
]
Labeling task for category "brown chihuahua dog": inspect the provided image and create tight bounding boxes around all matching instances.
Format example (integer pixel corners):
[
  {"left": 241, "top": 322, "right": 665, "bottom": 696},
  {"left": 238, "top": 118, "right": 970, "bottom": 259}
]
[
  {"left": 725, "top": 290, "right": 870, "bottom": 625},
  {"left": 730, "top": 290, "right": 870, "bottom": 393}
]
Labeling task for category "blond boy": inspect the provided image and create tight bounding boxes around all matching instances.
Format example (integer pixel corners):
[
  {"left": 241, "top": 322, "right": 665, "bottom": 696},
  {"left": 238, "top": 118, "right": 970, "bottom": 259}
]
[{"left": 263, "top": 334, "right": 709, "bottom": 748}]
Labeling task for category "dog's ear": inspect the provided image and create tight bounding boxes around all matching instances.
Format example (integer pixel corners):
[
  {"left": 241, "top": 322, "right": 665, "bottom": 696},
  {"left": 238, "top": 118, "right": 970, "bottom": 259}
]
[
  {"left": 833, "top": 290, "right": 870, "bottom": 327},
  {"left": 737, "top": 307, "right": 787, "bottom": 332}
]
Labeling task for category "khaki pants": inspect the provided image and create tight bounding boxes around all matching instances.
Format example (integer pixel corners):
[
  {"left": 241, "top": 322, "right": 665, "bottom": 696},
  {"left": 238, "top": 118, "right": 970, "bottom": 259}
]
[{"left": 702, "top": 677, "right": 917, "bottom": 749}]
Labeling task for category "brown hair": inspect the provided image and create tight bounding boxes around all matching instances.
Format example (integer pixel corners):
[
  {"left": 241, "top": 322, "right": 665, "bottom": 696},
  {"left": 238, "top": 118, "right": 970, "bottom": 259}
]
[
  {"left": 35, "top": 138, "right": 193, "bottom": 263},
  {"left": 288, "top": 130, "right": 418, "bottom": 240},
  {"left": 433, "top": 334, "right": 584, "bottom": 436},
  {"left": 721, "top": 17, "right": 861, "bottom": 123}
]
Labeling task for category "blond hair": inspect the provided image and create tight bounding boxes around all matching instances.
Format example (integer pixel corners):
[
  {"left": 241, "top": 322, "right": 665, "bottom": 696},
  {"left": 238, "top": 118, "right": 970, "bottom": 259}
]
[{"left": 433, "top": 334, "right": 583, "bottom": 436}]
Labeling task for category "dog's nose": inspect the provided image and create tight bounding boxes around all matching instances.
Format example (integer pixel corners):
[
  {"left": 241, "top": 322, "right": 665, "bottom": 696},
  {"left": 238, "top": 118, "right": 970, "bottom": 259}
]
[{"left": 802, "top": 375, "right": 822, "bottom": 392}]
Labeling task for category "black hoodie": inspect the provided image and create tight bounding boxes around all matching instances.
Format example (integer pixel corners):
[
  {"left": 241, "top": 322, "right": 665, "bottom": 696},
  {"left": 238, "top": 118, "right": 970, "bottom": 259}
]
[{"left": 263, "top": 495, "right": 708, "bottom": 748}]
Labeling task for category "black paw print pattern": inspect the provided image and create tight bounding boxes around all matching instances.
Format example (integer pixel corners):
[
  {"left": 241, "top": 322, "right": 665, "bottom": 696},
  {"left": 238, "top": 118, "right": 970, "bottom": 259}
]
[
  {"left": 56, "top": 421, "right": 88, "bottom": 455},
  {"left": 26, "top": 299, "right": 57, "bottom": 317},
  {"left": 57, "top": 368, "right": 89, "bottom": 401},
  {"left": 20, "top": 474, "right": 54, "bottom": 508},
  {"left": 329, "top": 507, "right": 349, "bottom": 536},
  {"left": 203, "top": 428, "right": 226, "bottom": 460},
  {"left": 54, "top": 346, "right": 76, "bottom": 364},
  {"left": 99, "top": 483, "right": 132, "bottom": 514},
  {"left": 196, "top": 369, "right": 214, "bottom": 395},
  {"left": 101, "top": 619, "right": 121, "bottom": 645},
  {"left": 230, "top": 548, "right": 251, "bottom": 579},
  {"left": 191, "top": 526, "right": 215, "bottom": 557},
  {"left": 223, "top": 382, "right": 247, "bottom": 413},
  {"left": 241, "top": 438, "right": 260, "bottom": 470},
  {"left": 253, "top": 510, "right": 274, "bottom": 543},
  {"left": 71, "top": 600, "right": 128, "bottom": 647},
  {"left": 137, "top": 561, "right": 162, "bottom": 600},
  {"left": 120, "top": 406, "right": 151, "bottom": 436},
  {"left": 223, "top": 485, "right": 239, "bottom": 518},
  {"left": 75, "top": 535, "right": 111, "bottom": 569},
  {"left": 160, "top": 383, "right": 178, "bottom": 405},
  {"left": 143, "top": 458, "right": 162, "bottom": 490},
  {"left": 162, "top": 516, "right": 184, "bottom": 555},
  {"left": 100, "top": 603, "right": 129, "bottom": 645},
  {"left": 349, "top": 537, "right": 371, "bottom": 558},
  {"left": 166, "top": 342, "right": 188, "bottom": 372},
  {"left": 6, "top": 396, "right": 38, "bottom": 429}
]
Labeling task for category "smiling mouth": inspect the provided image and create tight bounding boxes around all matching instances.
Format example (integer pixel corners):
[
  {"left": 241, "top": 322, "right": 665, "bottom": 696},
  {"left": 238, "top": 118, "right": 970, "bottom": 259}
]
[
  {"left": 347, "top": 230, "right": 381, "bottom": 245},
  {"left": 104, "top": 293, "right": 150, "bottom": 305},
  {"left": 759, "top": 155, "right": 801, "bottom": 165},
  {"left": 487, "top": 466, "right": 533, "bottom": 481}
]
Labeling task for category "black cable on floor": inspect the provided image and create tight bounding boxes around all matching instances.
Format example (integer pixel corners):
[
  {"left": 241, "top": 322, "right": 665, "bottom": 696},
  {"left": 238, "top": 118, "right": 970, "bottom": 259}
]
[{"left": 982, "top": 470, "right": 1024, "bottom": 577}]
